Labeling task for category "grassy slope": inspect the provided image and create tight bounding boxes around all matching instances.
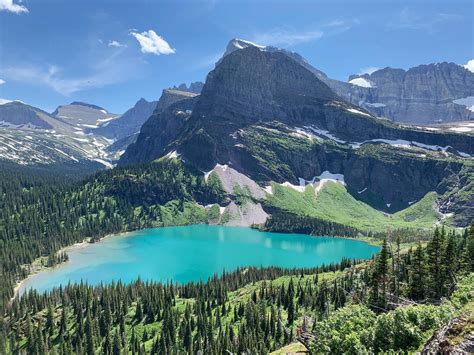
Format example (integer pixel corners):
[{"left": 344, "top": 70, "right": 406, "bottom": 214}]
[{"left": 266, "top": 181, "right": 441, "bottom": 232}]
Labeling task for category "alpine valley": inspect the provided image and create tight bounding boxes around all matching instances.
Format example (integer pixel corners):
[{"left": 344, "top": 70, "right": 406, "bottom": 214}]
[{"left": 1, "top": 37, "right": 474, "bottom": 355}]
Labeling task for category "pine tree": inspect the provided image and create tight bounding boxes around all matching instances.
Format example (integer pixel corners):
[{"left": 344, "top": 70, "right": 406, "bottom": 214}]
[{"left": 408, "top": 242, "right": 426, "bottom": 300}]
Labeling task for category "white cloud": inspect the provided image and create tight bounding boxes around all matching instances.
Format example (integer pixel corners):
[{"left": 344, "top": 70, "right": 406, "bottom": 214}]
[
  {"left": 0, "top": 79, "right": 5, "bottom": 85},
  {"left": 130, "top": 30, "right": 175, "bottom": 55},
  {"left": 108, "top": 40, "right": 125, "bottom": 48},
  {"left": 464, "top": 59, "right": 474, "bottom": 73},
  {"left": 251, "top": 28, "right": 324, "bottom": 47},
  {"left": 250, "top": 20, "right": 357, "bottom": 48},
  {"left": 358, "top": 67, "right": 380, "bottom": 75},
  {"left": 387, "top": 8, "right": 462, "bottom": 33},
  {"left": 0, "top": 0, "right": 28, "bottom": 14},
  {"left": 1, "top": 58, "right": 140, "bottom": 95}
]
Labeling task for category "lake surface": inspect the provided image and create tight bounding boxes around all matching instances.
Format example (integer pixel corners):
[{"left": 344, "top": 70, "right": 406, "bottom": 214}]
[{"left": 18, "top": 225, "right": 380, "bottom": 295}]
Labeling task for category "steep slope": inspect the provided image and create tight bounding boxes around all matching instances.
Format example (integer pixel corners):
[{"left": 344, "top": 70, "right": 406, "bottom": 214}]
[
  {"left": 119, "top": 90, "right": 198, "bottom": 165},
  {"left": 94, "top": 98, "right": 157, "bottom": 140},
  {"left": 345, "top": 63, "right": 474, "bottom": 124},
  {"left": 170, "top": 81, "right": 204, "bottom": 94},
  {"left": 265, "top": 181, "right": 441, "bottom": 232},
  {"left": 221, "top": 39, "right": 474, "bottom": 125}
]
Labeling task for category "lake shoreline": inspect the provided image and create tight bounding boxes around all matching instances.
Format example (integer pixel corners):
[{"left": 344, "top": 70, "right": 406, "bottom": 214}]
[
  {"left": 11, "top": 231, "right": 131, "bottom": 301},
  {"left": 11, "top": 225, "right": 380, "bottom": 301}
]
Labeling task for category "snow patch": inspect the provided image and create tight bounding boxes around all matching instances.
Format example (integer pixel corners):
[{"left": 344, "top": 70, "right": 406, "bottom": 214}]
[
  {"left": 365, "top": 102, "right": 386, "bottom": 108},
  {"left": 79, "top": 124, "right": 99, "bottom": 129},
  {"left": 233, "top": 38, "right": 266, "bottom": 50},
  {"left": 347, "top": 108, "right": 373, "bottom": 118},
  {"left": 97, "top": 116, "right": 116, "bottom": 124},
  {"left": 358, "top": 187, "right": 367, "bottom": 194},
  {"left": 349, "top": 77, "right": 375, "bottom": 88},
  {"left": 263, "top": 185, "right": 273, "bottom": 195},
  {"left": 352, "top": 138, "right": 471, "bottom": 156},
  {"left": 165, "top": 150, "right": 180, "bottom": 159},
  {"left": 317, "top": 171, "right": 345, "bottom": 184},
  {"left": 449, "top": 126, "right": 472, "bottom": 133},
  {"left": 299, "top": 126, "right": 346, "bottom": 144},
  {"left": 93, "top": 159, "right": 114, "bottom": 168},
  {"left": 99, "top": 109, "right": 108, "bottom": 114},
  {"left": 281, "top": 181, "right": 306, "bottom": 192},
  {"left": 453, "top": 96, "right": 474, "bottom": 112},
  {"left": 386, "top": 203, "right": 391, "bottom": 208}
]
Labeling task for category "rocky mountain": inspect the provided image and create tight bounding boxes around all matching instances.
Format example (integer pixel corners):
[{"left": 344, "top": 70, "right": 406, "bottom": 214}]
[
  {"left": 94, "top": 98, "right": 157, "bottom": 140},
  {"left": 119, "top": 89, "right": 198, "bottom": 165},
  {"left": 170, "top": 81, "right": 204, "bottom": 94},
  {"left": 0, "top": 100, "right": 116, "bottom": 170},
  {"left": 0, "top": 89, "right": 202, "bottom": 171},
  {"left": 120, "top": 40, "right": 474, "bottom": 226},
  {"left": 1, "top": 100, "right": 62, "bottom": 130},
  {"left": 344, "top": 63, "right": 474, "bottom": 124},
  {"left": 221, "top": 39, "right": 474, "bottom": 125},
  {"left": 52, "top": 101, "right": 118, "bottom": 128}
]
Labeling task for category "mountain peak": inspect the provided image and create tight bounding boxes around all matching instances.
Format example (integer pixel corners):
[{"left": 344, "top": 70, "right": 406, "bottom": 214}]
[
  {"left": 69, "top": 101, "right": 107, "bottom": 111},
  {"left": 224, "top": 38, "right": 266, "bottom": 56}
]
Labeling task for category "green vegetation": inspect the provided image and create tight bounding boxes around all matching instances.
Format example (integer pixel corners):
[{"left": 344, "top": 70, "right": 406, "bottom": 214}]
[
  {"left": 0, "top": 159, "right": 225, "bottom": 309},
  {"left": 266, "top": 181, "right": 441, "bottom": 233},
  {"left": 1, "top": 225, "right": 473, "bottom": 354}
]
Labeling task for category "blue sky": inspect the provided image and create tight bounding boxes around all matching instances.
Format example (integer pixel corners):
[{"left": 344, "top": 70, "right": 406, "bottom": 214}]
[{"left": 0, "top": 0, "right": 473, "bottom": 113}]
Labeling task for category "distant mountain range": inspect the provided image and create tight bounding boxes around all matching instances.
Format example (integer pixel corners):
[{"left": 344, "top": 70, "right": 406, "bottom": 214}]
[
  {"left": 222, "top": 39, "right": 474, "bottom": 125},
  {"left": 0, "top": 87, "right": 202, "bottom": 172},
  {"left": 0, "top": 39, "right": 473, "bottom": 219}
]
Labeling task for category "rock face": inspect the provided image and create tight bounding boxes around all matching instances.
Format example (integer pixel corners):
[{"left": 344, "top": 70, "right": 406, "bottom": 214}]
[
  {"left": 221, "top": 39, "right": 474, "bottom": 125},
  {"left": 171, "top": 82, "right": 204, "bottom": 94},
  {"left": 119, "top": 90, "right": 198, "bottom": 165},
  {"left": 176, "top": 46, "right": 473, "bottom": 171},
  {"left": 343, "top": 63, "right": 474, "bottom": 124},
  {"left": 0, "top": 101, "right": 54, "bottom": 129},
  {"left": 95, "top": 98, "right": 158, "bottom": 140}
]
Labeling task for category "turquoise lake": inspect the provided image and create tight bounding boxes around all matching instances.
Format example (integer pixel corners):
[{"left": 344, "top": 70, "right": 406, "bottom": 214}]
[{"left": 18, "top": 225, "right": 380, "bottom": 295}]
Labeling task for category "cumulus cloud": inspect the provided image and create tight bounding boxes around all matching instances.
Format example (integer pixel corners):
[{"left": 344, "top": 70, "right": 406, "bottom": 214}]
[
  {"left": 0, "top": 0, "right": 28, "bottom": 14},
  {"left": 0, "top": 79, "right": 5, "bottom": 85},
  {"left": 108, "top": 40, "right": 125, "bottom": 48},
  {"left": 130, "top": 30, "right": 175, "bottom": 55},
  {"left": 464, "top": 59, "right": 474, "bottom": 73},
  {"left": 358, "top": 67, "right": 380, "bottom": 75}
]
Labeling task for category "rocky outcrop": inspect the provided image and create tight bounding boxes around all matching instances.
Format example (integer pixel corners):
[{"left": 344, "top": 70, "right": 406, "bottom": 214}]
[
  {"left": 171, "top": 82, "right": 204, "bottom": 94},
  {"left": 341, "top": 63, "right": 474, "bottom": 124},
  {"left": 119, "top": 94, "right": 198, "bottom": 165},
  {"left": 422, "top": 316, "right": 474, "bottom": 354}
]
